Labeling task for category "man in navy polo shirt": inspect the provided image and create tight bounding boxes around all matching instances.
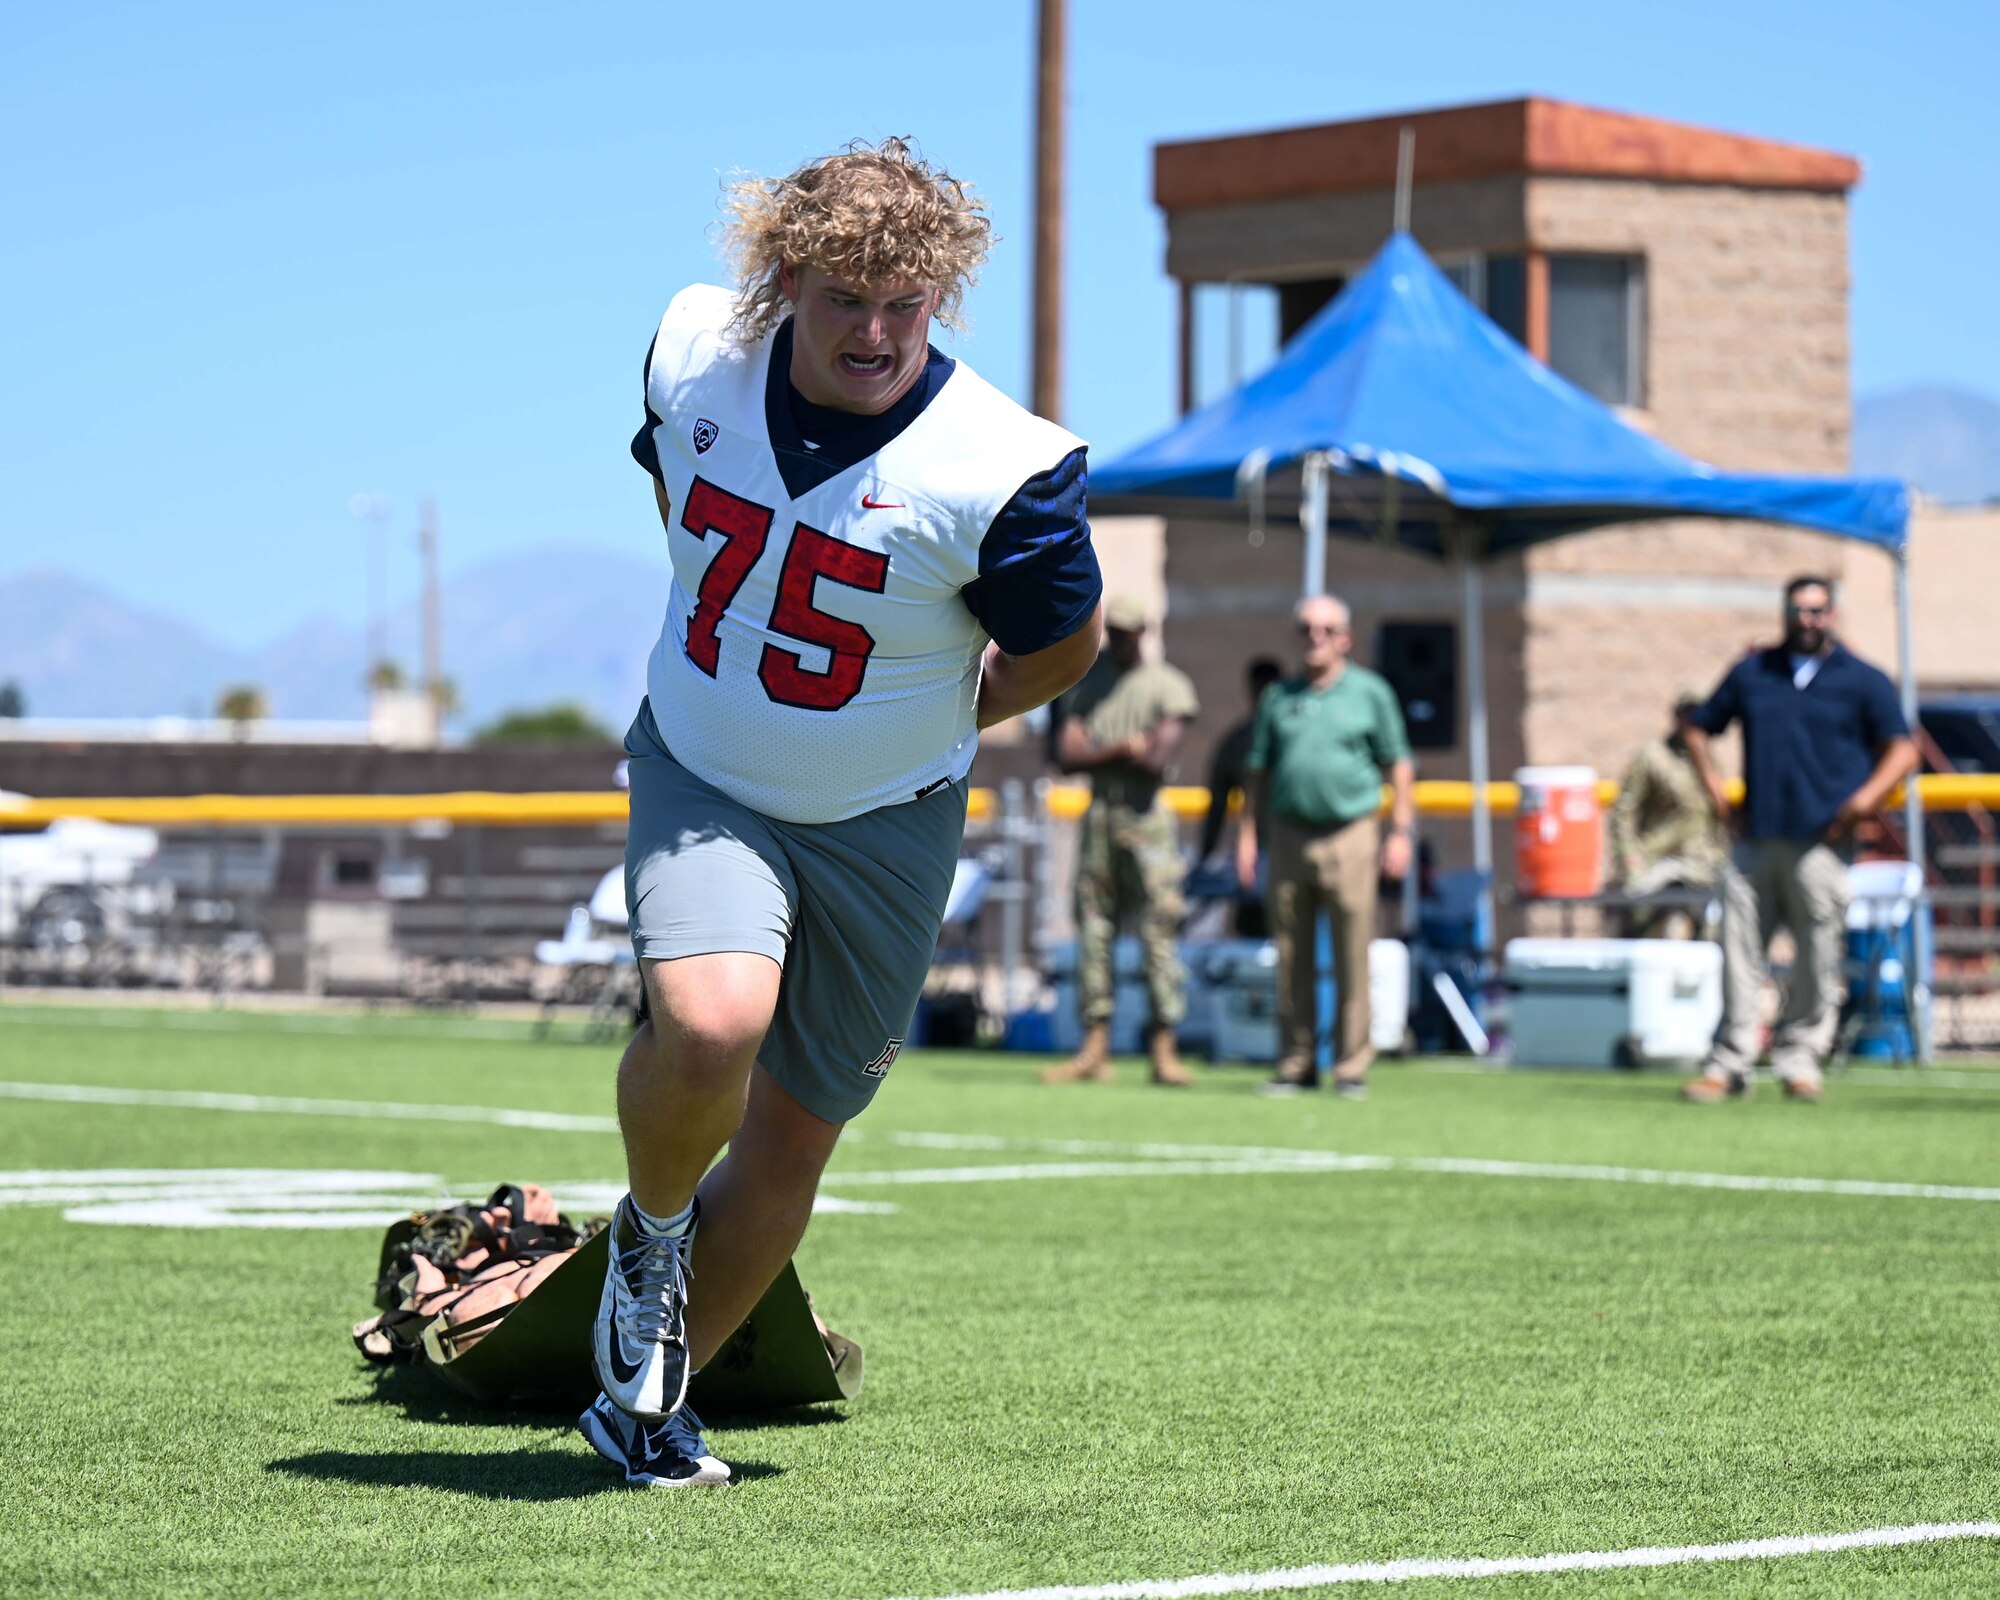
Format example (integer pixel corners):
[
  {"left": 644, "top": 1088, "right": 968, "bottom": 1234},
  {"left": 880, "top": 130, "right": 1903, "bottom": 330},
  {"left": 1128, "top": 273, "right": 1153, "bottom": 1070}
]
[{"left": 1678, "top": 575, "right": 1917, "bottom": 1102}]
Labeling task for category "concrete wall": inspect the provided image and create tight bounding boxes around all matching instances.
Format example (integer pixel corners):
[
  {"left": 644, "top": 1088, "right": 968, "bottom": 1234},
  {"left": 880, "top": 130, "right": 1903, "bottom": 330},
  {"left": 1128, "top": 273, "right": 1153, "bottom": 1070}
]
[
  {"left": 1843, "top": 504, "right": 2000, "bottom": 694},
  {"left": 1164, "top": 177, "right": 1527, "bottom": 282}
]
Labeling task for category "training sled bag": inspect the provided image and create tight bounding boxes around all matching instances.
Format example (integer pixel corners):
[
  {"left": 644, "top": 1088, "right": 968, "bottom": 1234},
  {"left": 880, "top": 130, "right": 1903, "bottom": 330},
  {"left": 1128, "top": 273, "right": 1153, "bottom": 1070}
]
[{"left": 353, "top": 1183, "right": 863, "bottom": 1412}]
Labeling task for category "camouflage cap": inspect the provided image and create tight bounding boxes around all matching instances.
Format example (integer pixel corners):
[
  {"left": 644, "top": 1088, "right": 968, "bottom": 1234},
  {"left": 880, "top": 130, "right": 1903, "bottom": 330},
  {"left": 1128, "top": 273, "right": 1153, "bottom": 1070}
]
[{"left": 1104, "top": 594, "right": 1149, "bottom": 632}]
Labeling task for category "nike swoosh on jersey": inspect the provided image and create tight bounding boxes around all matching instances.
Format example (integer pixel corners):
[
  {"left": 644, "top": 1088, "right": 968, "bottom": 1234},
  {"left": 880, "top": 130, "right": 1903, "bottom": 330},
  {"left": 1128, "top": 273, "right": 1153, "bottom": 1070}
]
[{"left": 860, "top": 494, "right": 906, "bottom": 510}]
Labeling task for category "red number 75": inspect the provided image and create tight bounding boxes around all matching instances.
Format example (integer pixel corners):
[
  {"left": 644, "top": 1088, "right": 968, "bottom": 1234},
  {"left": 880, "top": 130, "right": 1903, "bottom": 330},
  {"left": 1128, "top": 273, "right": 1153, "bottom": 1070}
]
[{"left": 678, "top": 477, "right": 889, "bottom": 712}]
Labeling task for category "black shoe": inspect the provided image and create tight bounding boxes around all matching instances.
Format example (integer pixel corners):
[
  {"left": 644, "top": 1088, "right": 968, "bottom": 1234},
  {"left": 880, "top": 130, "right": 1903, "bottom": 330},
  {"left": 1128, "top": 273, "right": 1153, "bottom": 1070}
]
[{"left": 578, "top": 1392, "right": 729, "bottom": 1487}]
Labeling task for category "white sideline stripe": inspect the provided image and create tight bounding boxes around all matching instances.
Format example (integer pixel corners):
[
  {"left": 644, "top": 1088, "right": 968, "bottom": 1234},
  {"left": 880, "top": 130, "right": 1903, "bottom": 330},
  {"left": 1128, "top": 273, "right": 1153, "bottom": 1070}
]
[
  {"left": 833, "top": 1159, "right": 1373, "bottom": 1186},
  {"left": 1408, "top": 1060, "right": 2000, "bottom": 1091},
  {"left": 831, "top": 1155, "right": 2000, "bottom": 1202},
  {"left": 877, "top": 1521, "right": 2000, "bottom": 1599},
  {"left": 8, "top": 1081, "right": 1997, "bottom": 1203},
  {"left": 0, "top": 1079, "right": 619, "bottom": 1133}
]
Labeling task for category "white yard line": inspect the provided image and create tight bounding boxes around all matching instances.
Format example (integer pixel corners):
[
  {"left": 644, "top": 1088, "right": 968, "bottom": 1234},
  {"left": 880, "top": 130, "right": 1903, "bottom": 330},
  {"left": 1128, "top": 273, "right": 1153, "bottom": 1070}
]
[
  {"left": 0, "top": 1079, "right": 618, "bottom": 1133},
  {"left": 0, "top": 1003, "right": 570, "bottom": 1042},
  {"left": 870, "top": 1521, "right": 2000, "bottom": 1600},
  {"left": 863, "top": 1131, "right": 2000, "bottom": 1203},
  {"left": 0, "top": 1168, "right": 890, "bottom": 1226},
  {"left": 7, "top": 1080, "right": 1997, "bottom": 1203}
]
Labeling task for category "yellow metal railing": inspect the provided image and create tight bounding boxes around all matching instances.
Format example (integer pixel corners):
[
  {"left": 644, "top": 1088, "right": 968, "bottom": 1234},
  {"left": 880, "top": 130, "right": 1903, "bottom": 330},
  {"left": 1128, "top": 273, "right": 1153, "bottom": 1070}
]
[{"left": 2, "top": 775, "right": 1983, "bottom": 829}]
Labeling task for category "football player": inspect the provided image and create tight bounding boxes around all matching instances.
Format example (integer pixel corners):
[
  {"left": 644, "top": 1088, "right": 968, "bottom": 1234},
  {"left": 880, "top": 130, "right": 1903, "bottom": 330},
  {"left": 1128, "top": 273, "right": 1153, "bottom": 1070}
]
[{"left": 583, "top": 139, "right": 1103, "bottom": 1486}]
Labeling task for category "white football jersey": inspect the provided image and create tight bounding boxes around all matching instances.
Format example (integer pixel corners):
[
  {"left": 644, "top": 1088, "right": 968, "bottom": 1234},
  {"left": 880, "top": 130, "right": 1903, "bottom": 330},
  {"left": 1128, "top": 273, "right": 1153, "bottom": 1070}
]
[{"left": 640, "top": 285, "right": 1085, "bottom": 824}]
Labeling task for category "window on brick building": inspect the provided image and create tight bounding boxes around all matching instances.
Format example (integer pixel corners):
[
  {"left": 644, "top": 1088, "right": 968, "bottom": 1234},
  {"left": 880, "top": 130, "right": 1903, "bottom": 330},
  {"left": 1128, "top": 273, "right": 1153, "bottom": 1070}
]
[
  {"left": 1548, "top": 254, "right": 1646, "bottom": 408},
  {"left": 1441, "top": 251, "right": 1646, "bottom": 406},
  {"left": 1441, "top": 255, "right": 1530, "bottom": 346}
]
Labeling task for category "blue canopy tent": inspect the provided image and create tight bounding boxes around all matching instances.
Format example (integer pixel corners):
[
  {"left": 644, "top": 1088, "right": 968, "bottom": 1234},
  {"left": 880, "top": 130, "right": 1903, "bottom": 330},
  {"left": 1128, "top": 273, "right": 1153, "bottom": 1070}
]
[{"left": 1094, "top": 233, "right": 1920, "bottom": 1040}]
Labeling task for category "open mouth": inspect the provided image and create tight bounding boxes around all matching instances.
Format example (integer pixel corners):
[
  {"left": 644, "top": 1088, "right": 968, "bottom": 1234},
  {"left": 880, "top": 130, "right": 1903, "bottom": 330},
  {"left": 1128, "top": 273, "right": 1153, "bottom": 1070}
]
[{"left": 838, "top": 353, "right": 894, "bottom": 377}]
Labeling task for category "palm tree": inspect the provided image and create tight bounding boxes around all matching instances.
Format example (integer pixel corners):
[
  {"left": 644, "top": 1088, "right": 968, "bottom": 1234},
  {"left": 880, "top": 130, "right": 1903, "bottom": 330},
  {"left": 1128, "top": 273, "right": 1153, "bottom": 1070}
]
[
  {"left": 427, "top": 675, "right": 463, "bottom": 722},
  {"left": 216, "top": 685, "right": 268, "bottom": 728}
]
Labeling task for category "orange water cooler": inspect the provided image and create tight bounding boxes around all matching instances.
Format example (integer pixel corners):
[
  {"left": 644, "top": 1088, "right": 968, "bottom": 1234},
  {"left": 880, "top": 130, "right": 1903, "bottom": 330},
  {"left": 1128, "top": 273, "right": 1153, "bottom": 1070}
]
[{"left": 1514, "top": 766, "right": 1604, "bottom": 898}]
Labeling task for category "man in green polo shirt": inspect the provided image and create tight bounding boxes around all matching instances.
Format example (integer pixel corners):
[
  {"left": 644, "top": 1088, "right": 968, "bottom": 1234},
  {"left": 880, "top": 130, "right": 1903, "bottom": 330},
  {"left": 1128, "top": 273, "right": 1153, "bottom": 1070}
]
[{"left": 1236, "top": 594, "right": 1414, "bottom": 1095}]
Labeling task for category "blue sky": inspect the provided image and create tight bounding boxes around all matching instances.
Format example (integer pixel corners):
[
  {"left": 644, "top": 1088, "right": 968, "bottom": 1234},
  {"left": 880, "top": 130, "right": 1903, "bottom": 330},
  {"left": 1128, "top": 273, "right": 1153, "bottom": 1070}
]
[{"left": 4, "top": 0, "right": 1994, "bottom": 648}]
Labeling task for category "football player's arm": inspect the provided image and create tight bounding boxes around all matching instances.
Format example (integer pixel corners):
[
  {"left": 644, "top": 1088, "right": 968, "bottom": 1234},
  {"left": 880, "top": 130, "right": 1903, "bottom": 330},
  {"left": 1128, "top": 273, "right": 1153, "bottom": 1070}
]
[
  {"left": 982, "top": 612, "right": 1102, "bottom": 731},
  {"left": 965, "top": 447, "right": 1105, "bottom": 732}
]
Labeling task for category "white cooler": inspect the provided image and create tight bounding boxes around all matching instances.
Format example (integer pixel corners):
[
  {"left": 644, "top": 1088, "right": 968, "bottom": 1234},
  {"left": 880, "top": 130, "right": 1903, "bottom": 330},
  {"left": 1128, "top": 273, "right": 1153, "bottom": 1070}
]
[{"left": 1504, "top": 938, "right": 1722, "bottom": 1068}]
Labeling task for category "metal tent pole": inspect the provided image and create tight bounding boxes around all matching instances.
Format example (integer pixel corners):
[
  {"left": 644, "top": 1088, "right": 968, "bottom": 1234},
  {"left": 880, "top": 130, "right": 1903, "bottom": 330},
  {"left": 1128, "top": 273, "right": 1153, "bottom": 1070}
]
[
  {"left": 1455, "top": 526, "right": 1494, "bottom": 950},
  {"left": 1894, "top": 544, "right": 1932, "bottom": 1061},
  {"left": 1300, "top": 452, "right": 1329, "bottom": 598},
  {"left": 1895, "top": 547, "right": 1924, "bottom": 875}
]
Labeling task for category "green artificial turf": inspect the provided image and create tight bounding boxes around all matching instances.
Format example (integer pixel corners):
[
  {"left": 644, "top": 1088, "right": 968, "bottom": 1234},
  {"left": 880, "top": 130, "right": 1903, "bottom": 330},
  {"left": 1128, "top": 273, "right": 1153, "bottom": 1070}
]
[{"left": 0, "top": 1004, "right": 1996, "bottom": 1598}]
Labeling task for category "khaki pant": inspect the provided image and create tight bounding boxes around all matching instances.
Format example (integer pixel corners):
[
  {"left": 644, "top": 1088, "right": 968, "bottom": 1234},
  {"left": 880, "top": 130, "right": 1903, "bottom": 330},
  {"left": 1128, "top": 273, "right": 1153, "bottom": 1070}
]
[
  {"left": 1704, "top": 838, "right": 1850, "bottom": 1084},
  {"left": 1074, "top": 801, "right": 1187, "bottom": 1029},
  {"left": 1267, "top": 813, "right": 1379, "bottom": 1075}
]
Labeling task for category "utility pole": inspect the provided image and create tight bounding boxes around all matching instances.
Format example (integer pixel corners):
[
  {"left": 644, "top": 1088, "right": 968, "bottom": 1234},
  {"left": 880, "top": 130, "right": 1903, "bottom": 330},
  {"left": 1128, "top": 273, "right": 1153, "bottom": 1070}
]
[
  {"left": 418, "top": 495, "right": 443, "bottom": 740},
  {"left": 1031, "top": 0, "right": 1065, "bottom": 423}
]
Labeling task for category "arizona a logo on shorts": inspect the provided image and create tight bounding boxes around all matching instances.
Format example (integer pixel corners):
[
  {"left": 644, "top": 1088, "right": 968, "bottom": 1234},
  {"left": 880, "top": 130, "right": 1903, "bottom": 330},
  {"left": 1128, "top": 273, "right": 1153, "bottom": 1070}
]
[
  {"left": 692, "top": 417, "right": 719, "bottom": 455},
  {"left": 862, "top": 1039, "right": 903, "bottom": 1078}
]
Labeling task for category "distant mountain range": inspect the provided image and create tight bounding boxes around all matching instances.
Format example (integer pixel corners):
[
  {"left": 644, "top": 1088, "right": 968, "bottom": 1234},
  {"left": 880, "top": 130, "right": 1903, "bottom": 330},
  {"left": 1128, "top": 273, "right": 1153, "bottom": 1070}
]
[
  {"left": 1, "top": 385, "right": 1991, "bottom": 725},
  {"left": 0, "top": 548, "right": 671, "bottom": 729},
  {"left": 1854, "top": 384, "right": 2000, "bottom": 505}
]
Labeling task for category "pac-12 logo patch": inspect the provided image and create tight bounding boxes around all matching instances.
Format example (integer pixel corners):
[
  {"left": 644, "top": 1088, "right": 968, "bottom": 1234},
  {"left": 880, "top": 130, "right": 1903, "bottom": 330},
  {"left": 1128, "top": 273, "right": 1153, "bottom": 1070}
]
[
  {"left": 861, "top": 1039, "right": 903, "bottom": 1078},
  {"left": 692, "top": 418, "right": 719, "bottom": 455}
]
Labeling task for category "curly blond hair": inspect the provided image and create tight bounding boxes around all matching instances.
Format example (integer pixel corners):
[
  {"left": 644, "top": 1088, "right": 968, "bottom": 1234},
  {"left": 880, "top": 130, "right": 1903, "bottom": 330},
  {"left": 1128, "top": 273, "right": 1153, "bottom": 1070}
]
[{"left": 719, "top": 138, "right": 992, "bottom": 343}]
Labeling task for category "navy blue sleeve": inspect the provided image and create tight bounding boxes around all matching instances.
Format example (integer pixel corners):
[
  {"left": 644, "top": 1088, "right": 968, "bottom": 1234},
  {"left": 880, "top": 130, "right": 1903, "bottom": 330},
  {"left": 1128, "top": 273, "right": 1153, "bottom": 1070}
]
[
  {"left": 1692, "top": 658, "right": 1747, "bottom": 736},
  {"left": 960, "top": 447, "right": 1103, "bottom": 657},
  {"left": 1861, "top": 664, "right": 1910, "bottom": 745},
  {"left": 630, "top": 337, "right": 664, "bottom": 482}
]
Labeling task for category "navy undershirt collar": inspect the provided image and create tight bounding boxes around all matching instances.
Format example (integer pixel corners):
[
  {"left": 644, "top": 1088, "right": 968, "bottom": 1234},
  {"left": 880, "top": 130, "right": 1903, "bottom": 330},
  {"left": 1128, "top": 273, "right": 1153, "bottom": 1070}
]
[{"left": 764, "top": 317, "right": 955, "bottom": 501}]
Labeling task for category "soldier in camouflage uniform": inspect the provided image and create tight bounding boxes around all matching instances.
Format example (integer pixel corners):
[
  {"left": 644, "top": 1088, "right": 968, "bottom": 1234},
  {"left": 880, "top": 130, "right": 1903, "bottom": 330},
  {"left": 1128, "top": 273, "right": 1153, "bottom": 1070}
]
[
  {"left": 1609, "top": 692, "right": 1728, "bottom": 938},
  {"left": 1043, "top": 595, "right": 1200, "bottom": 1086}
]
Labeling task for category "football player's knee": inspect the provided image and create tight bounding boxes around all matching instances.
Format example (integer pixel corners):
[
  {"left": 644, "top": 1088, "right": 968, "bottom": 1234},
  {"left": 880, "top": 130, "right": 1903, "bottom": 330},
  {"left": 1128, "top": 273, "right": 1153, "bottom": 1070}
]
[{"left": 661, "top": 996, "right": 770, "bottom": 1076}]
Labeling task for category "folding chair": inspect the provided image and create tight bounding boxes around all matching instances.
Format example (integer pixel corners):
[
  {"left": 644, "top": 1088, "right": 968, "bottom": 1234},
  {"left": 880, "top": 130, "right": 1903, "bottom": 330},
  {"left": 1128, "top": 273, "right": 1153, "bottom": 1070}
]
[{"left": 535, "top": 866, "right": 639, "bottom": 1038}]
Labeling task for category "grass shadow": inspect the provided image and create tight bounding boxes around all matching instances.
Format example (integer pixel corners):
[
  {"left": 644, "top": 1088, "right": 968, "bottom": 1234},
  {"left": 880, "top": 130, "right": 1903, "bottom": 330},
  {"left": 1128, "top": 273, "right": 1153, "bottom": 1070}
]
[
  {"left": 344, "top": 1365, "right": 843, "bottom": 1442},
  {"left": 338, "top": 1363, "right": 581, "bottom": 1430},
  {"left": 269, "top": 1448, "right": 780, "bottom": 1499},
  {"left": 701, "top": 1402, "right": 847, "bottom": 1433}
]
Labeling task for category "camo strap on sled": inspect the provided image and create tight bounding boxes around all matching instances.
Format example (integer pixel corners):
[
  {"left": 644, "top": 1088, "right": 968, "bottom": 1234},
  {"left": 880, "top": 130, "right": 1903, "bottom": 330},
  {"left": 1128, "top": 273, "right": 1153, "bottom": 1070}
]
[{"left": 351, "top": 1184, "right": 606, "bottom": 1365}]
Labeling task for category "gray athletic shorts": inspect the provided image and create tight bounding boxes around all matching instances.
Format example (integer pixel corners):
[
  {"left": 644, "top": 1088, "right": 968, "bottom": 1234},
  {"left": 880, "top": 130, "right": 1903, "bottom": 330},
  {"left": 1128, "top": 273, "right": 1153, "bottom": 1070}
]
[{"left": 622, "top": 700, "right": 967, "bottom": 1124}]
